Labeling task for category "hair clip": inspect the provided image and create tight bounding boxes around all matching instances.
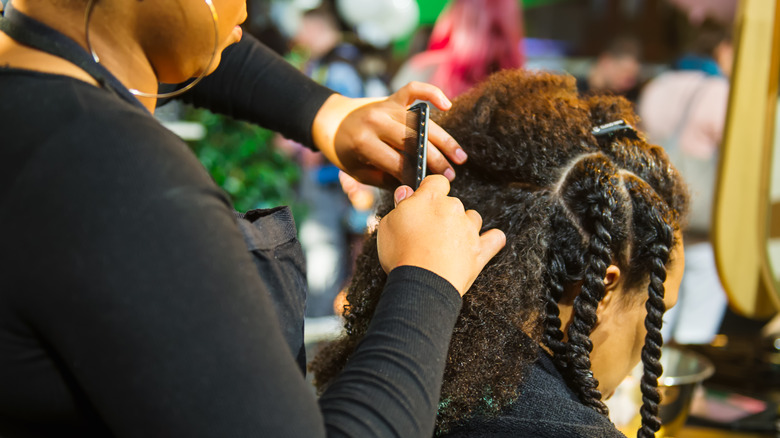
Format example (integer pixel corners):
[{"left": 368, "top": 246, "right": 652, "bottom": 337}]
[{"left": 591, "top": 120, "right": 639, "bottom": 140}]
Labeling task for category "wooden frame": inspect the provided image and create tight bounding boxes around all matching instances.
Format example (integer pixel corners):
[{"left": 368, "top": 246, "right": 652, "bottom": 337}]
[{"left": 712, "top": 0, "right": 780, "bottom": 318}]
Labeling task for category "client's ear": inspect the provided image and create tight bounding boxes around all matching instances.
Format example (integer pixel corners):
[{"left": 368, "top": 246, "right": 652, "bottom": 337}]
[{"left": 596, "top": 265, "right": 622, "bottom": 316}]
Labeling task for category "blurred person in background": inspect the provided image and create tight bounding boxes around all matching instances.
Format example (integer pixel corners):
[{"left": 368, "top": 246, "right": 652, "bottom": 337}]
[
  {"left": 638, "top": 20, "right": 733, "bottom": 344},
  {"left": 391, "top": 0, "right": 524, "bottom": 98},
  {"left": 285, "top": 1, "right": 389, "bottom": 317},
  {"left": 294, "top": 2, "right": 375, "bottom": 99},
  {"left": 576, "top": 35, "right": 642, "bottom": 102}
]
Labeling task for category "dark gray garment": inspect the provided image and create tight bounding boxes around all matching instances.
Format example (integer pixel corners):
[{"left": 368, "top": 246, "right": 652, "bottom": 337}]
[{"left": 441, "top": 350, "right": 627, "bottom": 438}]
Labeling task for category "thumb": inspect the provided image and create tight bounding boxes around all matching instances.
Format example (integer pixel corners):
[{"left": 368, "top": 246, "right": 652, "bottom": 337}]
[
  {"left": 476, "top": 228, "right": 506, "bottom": 268},
  {"left": 394, "top": 185, "right": 414, "bottom": 207},
  {"left": 391, "top": 81, "right": 453, "bottom": 111}
]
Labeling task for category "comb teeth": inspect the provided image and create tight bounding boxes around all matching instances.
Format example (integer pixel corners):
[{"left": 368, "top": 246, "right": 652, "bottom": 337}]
[{"left": 404, "top": 103, "right": 429, "bottom": 189}]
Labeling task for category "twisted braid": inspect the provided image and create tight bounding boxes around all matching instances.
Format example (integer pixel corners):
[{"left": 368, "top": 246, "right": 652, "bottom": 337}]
[
  {"left": 624, "top": 176, "right": 675, "bottom": 438},
  {"left": 543, "top": 201, "right": 585, "bottom": 370},
  {"left": 638, "top": 240, "right": 669, "bottom": 438},
  {"left": 544, "top": 180, "right": 589, "bottom": 375},
  {"left": 557, "top": 155, "right": 624, "bottom": 415},
  {"left": 543, "top": 249, "right": 568, "bottom": 366}
]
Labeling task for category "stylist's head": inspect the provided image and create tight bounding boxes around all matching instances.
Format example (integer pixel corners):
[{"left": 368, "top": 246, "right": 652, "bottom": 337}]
[
  {"left": 16, "top": 0, "right": 246, "bottom": 84},
  {"left": 129, "top": 0, "right": 247, "bottom": 81}
]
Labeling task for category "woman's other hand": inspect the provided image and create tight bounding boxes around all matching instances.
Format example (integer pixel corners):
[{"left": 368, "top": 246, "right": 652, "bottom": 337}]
[
  {"left": 311, "top": 82, "right": 468, "bottom": 189},
  {"left": 376, "top": 175, "right": 506, "bottom": 296}
]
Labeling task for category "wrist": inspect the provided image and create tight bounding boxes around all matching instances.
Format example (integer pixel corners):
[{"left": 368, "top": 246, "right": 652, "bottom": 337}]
[{"left": 310, "top": 94, "right": 383, "bottom": 168}]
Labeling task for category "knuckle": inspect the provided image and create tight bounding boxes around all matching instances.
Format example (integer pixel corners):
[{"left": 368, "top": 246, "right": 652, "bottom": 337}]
[
  {"left": 405, "top": 81, "right": 422, "bottom": 90},
  {"left": 447, "top": 196, "right": 465, "bottom": 213},
  {"left": 362, "top": 109, "right": 381, "bottom": 126},
  {"left": 354, "top": 130, "right": 372, "bottom": 147},
  {"left": 430, "top": 151, "right": 448, "bottom": 168}
]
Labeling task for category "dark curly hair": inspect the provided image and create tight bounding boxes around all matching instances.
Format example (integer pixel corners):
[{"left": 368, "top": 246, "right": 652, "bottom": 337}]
[{"left": 310, "top": 70, "right": 689, "bottom": 437}]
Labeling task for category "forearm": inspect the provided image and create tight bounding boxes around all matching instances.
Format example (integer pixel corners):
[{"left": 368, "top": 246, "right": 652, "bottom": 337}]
[
  {"left": 320, "top": 266, "right": 461, "bottom": 437},
  {"left": 178, "top": 35, "right": 335, "bottom": 148}
]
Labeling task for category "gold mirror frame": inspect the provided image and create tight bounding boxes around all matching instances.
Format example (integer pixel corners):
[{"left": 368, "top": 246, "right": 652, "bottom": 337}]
[{"left": 712, "top": 0, "right": 780, "bottom": 318}]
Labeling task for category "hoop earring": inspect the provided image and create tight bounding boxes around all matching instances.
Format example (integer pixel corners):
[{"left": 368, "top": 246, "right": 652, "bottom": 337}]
[{"left": 84, "top": 0, "right": 220, "bottom": 99}]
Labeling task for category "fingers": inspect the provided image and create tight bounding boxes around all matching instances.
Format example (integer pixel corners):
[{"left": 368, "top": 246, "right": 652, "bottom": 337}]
[
  {"left": 477, "top": 228, "right": 507, "bottom": 268},
  {"left": 339, "top": 171, "right": 358, "bottom": 194},
  {"left": 377, "top": 110, "right": 458, "bottom": 181},
  {"left": 390, "top": 81, "right": 452, "bottom": 111},
  {"left": 355, "top": 136, "right": 405, "bottom": 182},
  {"left": 465, "top": 209, "right": 483, "bottom": 231},
  {"left": 427, "top": 119, "right": 467, "bottom": 165},
  {"left": 425, "top": 142, "right": 456, "bottom": 181},
  {"left": 415, "top": 174, "right": 451, "bottom": 196},
  {"left": 349, "top": 167, "right": 398, "bottom": 190},
  {"left": 465, "top": 209, "right": 507, "bottom": 269}
]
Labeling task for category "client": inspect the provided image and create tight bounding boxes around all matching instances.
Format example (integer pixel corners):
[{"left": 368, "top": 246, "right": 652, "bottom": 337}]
[{"left": 311, "top": 70, "right": 689, "bottom": 438}]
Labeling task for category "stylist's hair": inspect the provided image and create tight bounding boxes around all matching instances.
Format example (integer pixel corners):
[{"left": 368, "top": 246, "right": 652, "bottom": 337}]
[{"left": 311, "top": 70, "right": 688, "bottom": 437}]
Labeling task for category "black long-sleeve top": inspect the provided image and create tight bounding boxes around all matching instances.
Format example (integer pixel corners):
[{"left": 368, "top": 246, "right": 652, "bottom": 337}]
[
  {"left": 0, "top": 36, "right": 462, "bottom": 437},
  {"left": 173, "top": 35, "right": 333, "bottom": 149}
]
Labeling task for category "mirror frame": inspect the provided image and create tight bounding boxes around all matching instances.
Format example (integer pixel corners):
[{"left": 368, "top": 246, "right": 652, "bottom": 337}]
[
  {"left": 761, "top": 5, "right": 780, "bottom": 309},
  {"left": 712, "top": 0, "right": 780, "bottom": 318}
]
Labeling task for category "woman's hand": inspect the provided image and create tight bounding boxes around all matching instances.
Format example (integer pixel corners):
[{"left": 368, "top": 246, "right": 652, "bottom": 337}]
[
  {"left": 311, "top": 82, "right": 468, "bottom": 189},
  {"left": 376, "top": 175, "right": 506, "bottom": 296}
]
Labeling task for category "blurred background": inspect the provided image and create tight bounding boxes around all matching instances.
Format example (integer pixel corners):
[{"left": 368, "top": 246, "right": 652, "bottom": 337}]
[
  {"left": 157, "top": 0, "right": 780, "bottom": 435},
  {"left": 165, "top": 0, "right": 739, "bottom": 317}
]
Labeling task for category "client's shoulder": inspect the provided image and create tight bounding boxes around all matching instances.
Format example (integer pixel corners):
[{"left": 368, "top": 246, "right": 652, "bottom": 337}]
[{"left": 440, "top": 354, "right": 625, "bottom": 438}]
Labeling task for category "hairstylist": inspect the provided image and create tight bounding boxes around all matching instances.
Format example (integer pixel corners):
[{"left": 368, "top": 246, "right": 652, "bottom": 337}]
[{"left": 0, "top": 1, "right": 506, "bottom": 437}]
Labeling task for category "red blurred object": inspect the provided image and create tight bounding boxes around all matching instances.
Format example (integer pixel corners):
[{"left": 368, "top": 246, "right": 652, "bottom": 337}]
[{"left": 409, "top": 0, "right": 524, "bottom": 97}]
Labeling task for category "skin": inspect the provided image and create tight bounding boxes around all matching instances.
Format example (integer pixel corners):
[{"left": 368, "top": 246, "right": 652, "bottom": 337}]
[
  {"left": 3, "top": 0, "right": 247, "bottom": 109},
  {"left": 313, "top": 84, "right": 465, "bottom": 188},
  {"left": 0, "top": 0, "right": 504, "bottom": 295},
  {"left": 589, "top": 54, "right": 640, "bottom": 95},
  {"left": 1, "top": 1, "right": 465, "bottom": 187},
  {"left": 714, "top": 41, "right": 733, "bottom": 78},
  {"left": 557, "top": 232, "right": 685, "bottom": 398},
  {"left": 293, "top": 13, "right": 340, "bottom": 59}
]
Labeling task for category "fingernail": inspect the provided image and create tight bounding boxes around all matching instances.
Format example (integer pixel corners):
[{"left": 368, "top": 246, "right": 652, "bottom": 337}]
[
  {"left": 444, "top": 168, "right": 456, "bottom": 181},
  {"left": 454, "top": 148, "right": 468, "bottom": 163},
  {"left": 394, "top": 186, "right": 409, "bottom": 206}
]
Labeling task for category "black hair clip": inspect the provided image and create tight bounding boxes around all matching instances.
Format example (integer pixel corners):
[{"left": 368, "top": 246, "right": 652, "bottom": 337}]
[{"left": 591, "top": 120, "right": 639, "bottom": 140}]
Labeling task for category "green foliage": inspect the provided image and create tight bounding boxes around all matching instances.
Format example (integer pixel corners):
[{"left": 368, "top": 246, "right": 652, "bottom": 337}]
[{"left": 184, "top": 108, "right": 302, "bottom": 215}]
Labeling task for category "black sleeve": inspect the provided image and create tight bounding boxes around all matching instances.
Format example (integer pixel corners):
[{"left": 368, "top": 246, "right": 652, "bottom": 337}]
[
  {"left": 174, "top": 35, "right": 335, "bottom": 149},
  {"left": 320, "top": 267, "right": 461, "bottom": 436},
  {"left": 11, "top": 108, "right": 461, "bottom": 437}
]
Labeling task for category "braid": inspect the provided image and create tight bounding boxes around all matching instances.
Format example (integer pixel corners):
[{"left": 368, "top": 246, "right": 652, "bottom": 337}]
[
  {"left": 638, "top": 239, "right": 669, "bottom": 438},
  {"left": 558, "top": 155, "right": 623, "bottom": 416},
  {"left": 543, "top": 250, "right": 568, "bottom": 367},
  {"left": 544, "top": 200, "right": 587, "bottom": 374},
  {"left": 624, "top": 176, "right": 675, "bottom": 438}
]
